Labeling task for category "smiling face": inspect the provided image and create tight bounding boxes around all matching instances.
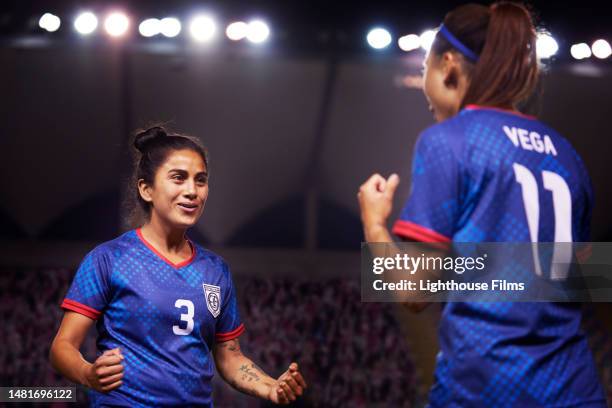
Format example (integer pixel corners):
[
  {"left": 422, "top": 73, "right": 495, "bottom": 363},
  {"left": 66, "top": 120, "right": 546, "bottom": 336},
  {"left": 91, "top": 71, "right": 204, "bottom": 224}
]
[{"left": 138, "top": 149, "right": 208, "bottom": 229}]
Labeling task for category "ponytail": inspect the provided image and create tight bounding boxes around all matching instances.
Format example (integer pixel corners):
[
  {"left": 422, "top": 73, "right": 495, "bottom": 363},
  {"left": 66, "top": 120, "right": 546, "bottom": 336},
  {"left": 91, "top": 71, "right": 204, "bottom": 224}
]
[{"left": 431, "top": 2, "right": 539, "bottom": 110}]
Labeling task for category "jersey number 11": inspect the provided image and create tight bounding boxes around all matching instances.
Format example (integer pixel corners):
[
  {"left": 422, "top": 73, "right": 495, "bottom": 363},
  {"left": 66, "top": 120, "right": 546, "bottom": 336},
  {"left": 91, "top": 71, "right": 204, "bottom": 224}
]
[{"left": 513, "top": 163, "right": 572, "bottom": 280}]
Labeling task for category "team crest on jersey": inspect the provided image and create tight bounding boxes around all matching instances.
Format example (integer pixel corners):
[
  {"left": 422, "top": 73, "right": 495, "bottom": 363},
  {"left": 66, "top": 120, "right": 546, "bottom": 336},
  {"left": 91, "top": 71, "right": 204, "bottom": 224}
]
[{"left": 203, "top": 284, "right": 221, "bottom": 318}]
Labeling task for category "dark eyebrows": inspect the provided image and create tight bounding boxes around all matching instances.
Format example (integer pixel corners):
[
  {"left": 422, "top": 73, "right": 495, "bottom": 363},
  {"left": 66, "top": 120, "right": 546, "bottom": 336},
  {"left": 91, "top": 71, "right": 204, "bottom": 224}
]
[{"left": 167, "top": 169, "right": 208, "bottom": 177}]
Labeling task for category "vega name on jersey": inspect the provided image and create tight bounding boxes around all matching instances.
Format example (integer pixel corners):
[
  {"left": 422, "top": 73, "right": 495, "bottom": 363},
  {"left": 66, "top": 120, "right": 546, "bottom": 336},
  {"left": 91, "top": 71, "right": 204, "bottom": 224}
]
[{"left": 503, "top": 125, "right": 557, "bottom": 156}]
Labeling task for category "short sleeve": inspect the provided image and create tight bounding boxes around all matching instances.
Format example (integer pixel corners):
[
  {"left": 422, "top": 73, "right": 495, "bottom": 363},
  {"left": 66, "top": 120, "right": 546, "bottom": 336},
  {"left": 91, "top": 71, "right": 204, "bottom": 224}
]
[
  {"left": 392, "top": 128, "right": 459, "bottom": 244},
  {"left": 215, "top": 264, "right": 245, "bottom": 342},
  {"left": 61, "top": 247, "right": 112, "bottom": 320}
]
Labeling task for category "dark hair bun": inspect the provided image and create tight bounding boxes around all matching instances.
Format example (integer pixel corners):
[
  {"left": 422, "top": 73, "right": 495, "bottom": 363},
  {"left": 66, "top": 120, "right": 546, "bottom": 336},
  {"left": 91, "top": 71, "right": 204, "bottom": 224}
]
[{"left": 134, "top": 126, "right": 167, "bottom": 152}]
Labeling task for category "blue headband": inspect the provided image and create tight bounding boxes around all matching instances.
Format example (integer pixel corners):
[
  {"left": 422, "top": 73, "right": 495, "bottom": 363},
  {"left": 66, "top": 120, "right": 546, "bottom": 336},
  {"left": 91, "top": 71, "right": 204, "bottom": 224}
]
[{"left": 438, "top": 24, "right": 479, "bottom": 62}]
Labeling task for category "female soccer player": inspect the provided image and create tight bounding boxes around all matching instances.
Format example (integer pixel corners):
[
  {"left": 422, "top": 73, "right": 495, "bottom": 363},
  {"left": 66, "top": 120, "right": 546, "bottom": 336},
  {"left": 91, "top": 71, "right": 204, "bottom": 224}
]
[
  {"left": 358, "top": 2, "right": 606, "bottom": 407},
  {"left": 50, "top": 126, "right": 306, "bottom": 406}
]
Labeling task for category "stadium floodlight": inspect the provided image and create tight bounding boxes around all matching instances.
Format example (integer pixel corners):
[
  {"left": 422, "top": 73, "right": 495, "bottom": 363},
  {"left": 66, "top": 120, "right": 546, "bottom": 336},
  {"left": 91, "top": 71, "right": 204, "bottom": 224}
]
[
  {"left": 367, "top": 28, "right": 392, "bottom": 50},
  {"left": 419, "top": 29, "right": 437, "bottom": 51},
  {"left": 536, "top": 32, "right": 558, "bottom": 59},
  {"left": 39, "top": 13, "right": 61, "bottom": 32},
  {"left": 246, "top": 20, "right": 270, "bottom": 44},
  {"left": 160, "top": 17, "right": 181, "bottom": 38},
  {"left": 591, "top": 39, "right": 611, "bottom": 59},
  {"left": 74, "top": 12, "right": 98, "bottom": 35},
  {"left": 226, "top": 21, "right": 247, "bottom": 41},
  {"left": 398, "top": 34, "right": 420, "bottom": 52},
  {"left": 104, "top": 12, "right": 129, "bottom": 37},
  {"left": 139, "top": 18, "right": 161, "bottom": 37},
  {"left": 570, "top": 43, "right": 592, "bottom": 60},
  {"left": 189, "top": 15, "right": 216, "bottom": 42}
]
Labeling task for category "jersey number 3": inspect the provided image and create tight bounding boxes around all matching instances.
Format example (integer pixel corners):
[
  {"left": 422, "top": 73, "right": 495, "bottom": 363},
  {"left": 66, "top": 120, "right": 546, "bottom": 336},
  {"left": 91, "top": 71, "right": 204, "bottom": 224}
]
[
  {"left": 513, "top": 163, "right": 572, "bottom": 280},
  {"left": 173, "top": 299, "right": 195, "bottom": 335}
]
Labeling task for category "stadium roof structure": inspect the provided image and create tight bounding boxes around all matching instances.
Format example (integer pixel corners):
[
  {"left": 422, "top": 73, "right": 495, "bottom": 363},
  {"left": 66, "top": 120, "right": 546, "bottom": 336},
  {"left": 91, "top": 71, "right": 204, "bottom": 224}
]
[{"left": 1, "top": 0, "right": 610, "bottom": 52}]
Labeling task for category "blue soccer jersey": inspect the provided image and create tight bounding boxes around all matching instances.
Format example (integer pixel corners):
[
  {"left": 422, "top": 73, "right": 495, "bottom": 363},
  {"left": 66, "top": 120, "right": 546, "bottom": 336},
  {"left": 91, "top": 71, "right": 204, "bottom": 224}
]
[
  {"left": 61, "top": 228, "right": 244, "bottom": 407},
  {"left": 393, "top": 106, "right": 606, "bottom": 407}
]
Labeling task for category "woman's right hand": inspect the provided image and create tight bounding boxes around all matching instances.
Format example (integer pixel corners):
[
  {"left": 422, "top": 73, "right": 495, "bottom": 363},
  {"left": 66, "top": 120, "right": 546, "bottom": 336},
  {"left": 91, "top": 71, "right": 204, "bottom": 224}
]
[
  {"left": 358, "top": 173, "right": 400, "bottom": 235},
  {"left": 83, "top": 348, "right": 124, "bottom": 393}
]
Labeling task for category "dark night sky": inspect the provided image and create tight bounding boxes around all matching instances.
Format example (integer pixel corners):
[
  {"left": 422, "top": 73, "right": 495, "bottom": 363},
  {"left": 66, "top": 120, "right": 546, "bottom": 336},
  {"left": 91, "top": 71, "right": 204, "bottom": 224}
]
[{"left": 1, "top": 0, "right": 610, "bottom": 46}]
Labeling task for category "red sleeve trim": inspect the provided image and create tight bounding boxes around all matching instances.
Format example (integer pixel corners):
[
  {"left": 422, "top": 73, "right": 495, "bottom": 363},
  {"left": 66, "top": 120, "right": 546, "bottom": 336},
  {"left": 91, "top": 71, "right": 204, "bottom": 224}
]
[
  {"left": 392, "top": 220, "right": 451, "bottom": 250},
  {"left": 216, "top": 323, "right": 245, "bottom": 342},
  {"left": 392, "top": 220, "right": 451, "bottom": 242},
  {"left": 61, "top": 299, "right": 101, "bottom": 320}
]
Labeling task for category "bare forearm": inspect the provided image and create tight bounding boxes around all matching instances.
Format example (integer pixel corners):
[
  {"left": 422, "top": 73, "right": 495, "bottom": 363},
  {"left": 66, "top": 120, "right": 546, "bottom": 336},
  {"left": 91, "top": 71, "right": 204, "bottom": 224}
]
[
  {"left": 219, "top": 354, "right": 276, "bottom": 399},
  {"left": 364, "top": 223, "right": 393, "bottom": 243},
  {"left": 49, "top": 339, "right": 92, "bottom": 387},
  {"left": 364, "top": 223, "right": 436, "bottom": 307}
]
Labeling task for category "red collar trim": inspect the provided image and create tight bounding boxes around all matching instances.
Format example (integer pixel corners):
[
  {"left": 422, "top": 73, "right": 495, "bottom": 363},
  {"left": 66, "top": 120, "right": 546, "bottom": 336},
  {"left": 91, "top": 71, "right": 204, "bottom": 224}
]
[
  {"left": 136, "top": 228, "right": 196, "bottom": 268},
  {"left": 464, "top": 104, "right": 537, "bottom": 120}
]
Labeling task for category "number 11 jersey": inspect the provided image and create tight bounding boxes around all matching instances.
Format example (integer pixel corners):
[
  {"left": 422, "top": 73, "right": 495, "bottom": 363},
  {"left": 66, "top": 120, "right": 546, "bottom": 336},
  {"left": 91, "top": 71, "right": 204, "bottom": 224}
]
[{"left": 393, "top": 106, "right": 606, "bottom": 407}]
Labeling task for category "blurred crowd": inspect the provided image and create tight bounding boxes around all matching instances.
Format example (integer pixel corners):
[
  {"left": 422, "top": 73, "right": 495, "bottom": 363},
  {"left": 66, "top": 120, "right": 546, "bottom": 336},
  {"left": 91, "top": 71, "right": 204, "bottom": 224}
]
[
  {"left": 0, "top": 268, "right": 96, "bottom": 405},
  {"left": 1, "top": 268, "right": 611, "bottom": 407},
  {"left": 213, "top": 278, "right": 418, "bottom": 407},
  {"left": 0, "top": 268, "right": 417, "bottom": 407}
]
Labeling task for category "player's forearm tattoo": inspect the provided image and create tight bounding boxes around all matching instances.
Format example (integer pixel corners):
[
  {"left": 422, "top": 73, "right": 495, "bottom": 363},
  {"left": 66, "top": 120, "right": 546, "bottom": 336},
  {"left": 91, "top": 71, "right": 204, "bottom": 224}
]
[
  {"left": 218, "top": 339, "right": 240, "bottom": 352},
  {"left": 239, "top": 364, "right": 261, "bottom": 382},
  {"left": 250, "top": 361, "right": 265, "bottom": 372},
  {"left": 227, "top": 361, "right": 276, "bottom": 398},
  {"left": 228, "top": 377, "right": 260, "bottom": 397}
]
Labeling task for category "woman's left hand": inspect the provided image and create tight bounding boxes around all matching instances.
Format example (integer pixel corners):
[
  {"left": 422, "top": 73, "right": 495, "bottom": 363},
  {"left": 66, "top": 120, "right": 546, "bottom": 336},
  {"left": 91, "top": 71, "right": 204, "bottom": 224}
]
[
  {"left": 268, "top": 362, "right": 307, "bottom": 404},
  {"left": 358, "top": 173, "right": 400, "bottom": 230}
]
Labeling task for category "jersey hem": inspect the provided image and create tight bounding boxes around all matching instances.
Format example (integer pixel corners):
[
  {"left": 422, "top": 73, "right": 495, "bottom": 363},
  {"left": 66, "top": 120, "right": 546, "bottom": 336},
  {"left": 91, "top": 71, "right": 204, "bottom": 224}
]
[
  {"left": 392, "top": 220, "right": 451, "bottom": 249},
  {"left": 61, "top": 298, "right": 101, "bottom": 320},
  {"left": 216, "top": 323, "right": 245, "bottom": 342}
]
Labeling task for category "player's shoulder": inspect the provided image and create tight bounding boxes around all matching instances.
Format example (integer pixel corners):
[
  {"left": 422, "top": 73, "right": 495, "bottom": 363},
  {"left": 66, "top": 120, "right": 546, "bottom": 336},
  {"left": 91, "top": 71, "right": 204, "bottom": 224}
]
[
  {"left": 84, "top": 230, "right": 137, "bottom": 259},
  {"left": 454, "top": 105, "right": 579, "bottom": 153},
  {"left": 74, "top": 231, "right": 138, "bottom": 274},
  {"left": 416, "top": 114, "right": 469, "bottom": 157},
  {"left": 190, "top": 240, "right": 231, "bottom": 273},
  {"left": 457, "top": 104, "right": 564, "bottom": 142},
  {"left": 459, "top": 106, "right": 590, "bottom": 176}
]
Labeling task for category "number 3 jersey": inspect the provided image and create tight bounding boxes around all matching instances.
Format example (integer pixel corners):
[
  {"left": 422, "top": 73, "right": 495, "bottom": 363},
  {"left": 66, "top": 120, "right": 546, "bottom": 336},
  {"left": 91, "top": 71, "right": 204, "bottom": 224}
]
[
  {"left": 61, "top": 228, "right": 245, "bottom": 407},
  {"left": 393, "top": 106, "right": 606, "bottom": 407}
]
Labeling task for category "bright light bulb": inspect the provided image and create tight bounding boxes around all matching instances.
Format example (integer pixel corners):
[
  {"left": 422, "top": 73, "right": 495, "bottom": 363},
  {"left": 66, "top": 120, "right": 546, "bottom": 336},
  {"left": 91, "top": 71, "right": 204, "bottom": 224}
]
[
  {"left": 367, "top": 28, "right": 392, "bottom": 49},
  {"left": 592, "top": 39, "right": 611, "bottom": 59},
  {"left": 104, "top": 12, "right": 129, "bottom": 37},
  {"left": 74, "top": 12, "right": 98, "bottom": 35},
  {"left": 246, "top": 20, "right": 270, "bottom": 44},
  {"left": 419, "top": 29, "right": 436, "bottom": 51},
  {"left": 536, "top": 32, "right": 559, "bottom": 59},
  {"left": 190, "top": 15, "right": 216, "bottom": 42},
  {"left": 226, "top": 21, "right": 247, "bottom": 41},
  {"left": 570, "top": 43, "right": 592, "bottom": 60},
  {"left": 139, "top": 18, "right": 160, "bottom": 37},
  {"left": 39, "top": 13, "right": 61, "bottom": 32},
  {"left": 398, "top": 34, "right": 420, "bottom": 52},
  {"left": 160, "top": 17, "right": 181, "bottom": 38}
]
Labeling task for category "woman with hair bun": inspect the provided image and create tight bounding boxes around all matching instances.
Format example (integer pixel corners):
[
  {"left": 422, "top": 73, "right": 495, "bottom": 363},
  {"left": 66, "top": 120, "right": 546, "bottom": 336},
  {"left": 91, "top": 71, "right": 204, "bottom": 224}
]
[
  {"left": 359, "top": 2, "right": 606, "bottom": 407},
  {"left": 50, "top": 126, "right": 306, "bottom": 406}
]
